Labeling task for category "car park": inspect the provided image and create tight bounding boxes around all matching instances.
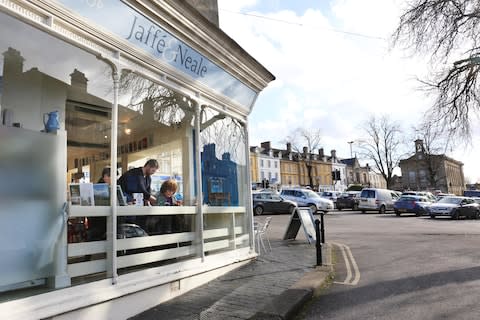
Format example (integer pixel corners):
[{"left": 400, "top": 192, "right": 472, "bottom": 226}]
[
  {"left": 358, "top": 188, "right": 399, "bottom": 214},
  {"left": 252, "top": 191, "right": 297, "bottom": 215},
  {"left": 394, "top": 195, "right": 432, "bottom": 216},
  {"left": 280, "top": 188, "right": 334, "bottom": 214},
  {"left": 428, "top": 196, "right": 480, "bottom": 219},
  {"left": 336, "top": 191, "right": 361, "bottom": 210}
]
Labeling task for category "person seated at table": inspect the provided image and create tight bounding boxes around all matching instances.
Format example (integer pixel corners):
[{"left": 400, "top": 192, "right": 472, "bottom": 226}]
[
  {"left": 157, "top": 179, "right": 180, "bottom": 206},
  {"left": 146, "top": 179, "right": 183, "bottom": 234}
]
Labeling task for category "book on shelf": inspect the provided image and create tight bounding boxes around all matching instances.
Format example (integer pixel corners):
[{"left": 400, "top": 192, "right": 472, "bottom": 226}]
[
  {"left": 79, "top": 183, "right": 94, "bottom": 206},
  {"left": 93, "top": 183, "right": 109, "bottom": 206},
  {"left": 69, "top": 183, "right": 81, "bottom": 206},
  {"left": 69, "top": 183, "right": 127, "bottom": 206}
]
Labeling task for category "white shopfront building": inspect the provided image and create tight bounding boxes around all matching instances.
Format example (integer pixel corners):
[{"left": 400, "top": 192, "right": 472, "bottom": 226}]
[{"left": 0, "top": 0, "right": 274, "bottom": 318}]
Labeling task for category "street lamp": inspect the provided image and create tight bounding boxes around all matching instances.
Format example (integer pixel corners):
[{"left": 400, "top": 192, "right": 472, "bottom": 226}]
[{"left": 347, "top": 141, "right": 354, "bottom": 158}]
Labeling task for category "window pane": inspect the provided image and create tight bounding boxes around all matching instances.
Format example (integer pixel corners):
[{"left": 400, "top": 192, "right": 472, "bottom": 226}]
[
  {"left": 0, "top": 10, "right": 113, "bottom": 293},
  {"left": 200, "top": 106, "right": 249, "bottom": 252},
  {"left": 116, "top": 71, "right": 196, "bottom": 234}
]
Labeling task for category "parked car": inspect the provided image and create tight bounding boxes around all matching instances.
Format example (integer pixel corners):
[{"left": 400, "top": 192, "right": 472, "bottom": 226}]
[
  {"left": 358, "top": 188, "right": 399, "bottom": 214},
  {"left": 428, "top": 196, "right": 480, "bottom": 219},
  {"left": 280, "top": 188, "right": 334, "bottom": 214},
  {"left": 117, "top": 223, "right": 149, "bottom": 239},
  {"left": 252, "top": 191, "right": 297, "bottom": 215},
  {"left": 402, "top": 191, "right": 437, "bottom": 202},
  {"left": 435, "top": 193, "right": 455, "bottom": 201},
  {"left": 319, "top": 191, "right": 343, "bottom": 208},
  {"left": 336, "top": 191, "right": 361, "bottom": 210},
  {"left": 394, "top": 195, "right": 432, "bottom": 216}
]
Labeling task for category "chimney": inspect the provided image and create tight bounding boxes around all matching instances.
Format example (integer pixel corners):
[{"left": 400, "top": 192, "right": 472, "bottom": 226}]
[
  {"left": 318, "top": 148, "right": 324, "bottom": 158},
  {"left": 303, "top": 146, "right": 308, "bottom": 154},
  {"left": 286, "top": 142, "right": 291, "bottom": 153},
  {"left": 261, "top": 141, "right": 271, "bottom": 151},
  {"left": 331, "top": 150, "right": 337, "bottom": 160},
  {"left": 3, "top": 47, "right": 24, "bottom": 76},
  {"left": 70, "top": 69, "right": 88, "bottom": 91}
]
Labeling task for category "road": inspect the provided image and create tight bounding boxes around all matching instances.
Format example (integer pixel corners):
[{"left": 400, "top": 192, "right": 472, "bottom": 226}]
[{"left": 259, "top": 209, "right": 480, "bottom": 320}]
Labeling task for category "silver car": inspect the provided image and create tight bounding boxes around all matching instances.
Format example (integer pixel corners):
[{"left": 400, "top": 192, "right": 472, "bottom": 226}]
[
  {"left": 428, "top": 196, "right": 480, "bottom": 219},
  {"left": 280, "top": 188, "right": 334, "bottom": 213}
]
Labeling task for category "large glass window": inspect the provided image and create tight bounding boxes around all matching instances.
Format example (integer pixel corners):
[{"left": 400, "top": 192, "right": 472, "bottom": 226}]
[
  {"left": 0, "top": 10, "right": 113, "bottom": 294},
  {"left": 116, "top": 71, "right": 195, "bottom": 206},
  {"left": 112, "top": 71, "right": 197, "bottom": 269},
  {"left": 200, "top": 106, "right": 249, "bottom": 253}
]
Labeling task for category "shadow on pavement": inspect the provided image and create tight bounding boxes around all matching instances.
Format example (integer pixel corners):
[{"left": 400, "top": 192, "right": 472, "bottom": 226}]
[{"left": 322, "top": 265, "right": 480, "bottom": 312}]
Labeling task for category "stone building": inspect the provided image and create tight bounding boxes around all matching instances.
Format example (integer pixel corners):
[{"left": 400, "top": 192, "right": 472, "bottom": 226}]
[
  {"left": 326, "top": 149, "right": 347, "bottom": 192},
  {"left": 249, "top": 141, "right": 282, "bottom": 188},
  {"left": 399, "top": 140, "right": 465, "bottom": 195},
  {"left": 0, "top": 0, "right": 273, "bottom": 318},
  {"left": 340, "top": 157, "right": 371, "bottom": 187}
]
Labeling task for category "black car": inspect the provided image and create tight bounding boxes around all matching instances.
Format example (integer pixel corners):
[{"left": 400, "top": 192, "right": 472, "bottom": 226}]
[
  {"left": 336, "top": 192, "right": 360, "bottom": 210},
  {"left": 252, "top": 191, "right": 297, "bottom": 215}
]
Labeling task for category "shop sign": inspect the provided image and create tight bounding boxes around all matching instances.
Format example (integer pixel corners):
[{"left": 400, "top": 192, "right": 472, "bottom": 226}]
[{"left": 55, "top": 0, "right": 257, "bottom": 109}]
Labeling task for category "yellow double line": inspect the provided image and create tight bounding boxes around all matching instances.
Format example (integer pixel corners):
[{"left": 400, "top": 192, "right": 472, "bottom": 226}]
[{"left": 331, "top": 242, "right": 361, "bottom": 286}]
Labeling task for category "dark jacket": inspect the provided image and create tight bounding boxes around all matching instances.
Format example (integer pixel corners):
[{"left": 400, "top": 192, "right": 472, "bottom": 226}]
[{"left": 117, "top": 167, "right": 152, "bottom": 201}]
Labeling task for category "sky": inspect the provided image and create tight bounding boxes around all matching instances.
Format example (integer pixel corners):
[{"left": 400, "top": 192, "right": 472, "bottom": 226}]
[{"left": 217, "top": 0, "right": 480, "bottom": 183}]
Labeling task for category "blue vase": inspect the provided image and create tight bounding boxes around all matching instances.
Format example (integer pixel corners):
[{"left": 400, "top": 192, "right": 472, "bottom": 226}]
[{"left": 43, "top": 111, "right": 60, "bottom": 133}]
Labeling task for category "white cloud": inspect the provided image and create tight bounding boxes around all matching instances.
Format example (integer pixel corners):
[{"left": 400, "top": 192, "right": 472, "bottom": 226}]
[{"left": 219, "top": 0, "right": 480, "bottom": 182}]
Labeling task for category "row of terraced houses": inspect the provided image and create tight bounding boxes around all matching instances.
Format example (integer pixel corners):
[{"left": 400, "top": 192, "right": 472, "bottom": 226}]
[
  {"left": 249, "top": 141, "right": 387, "bottom": 192},
  {"left": 250, "top": 140, "right": 466, "bottom": 195}
]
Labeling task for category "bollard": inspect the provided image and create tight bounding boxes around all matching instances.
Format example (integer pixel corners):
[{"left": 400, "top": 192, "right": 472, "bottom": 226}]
[
  {"left": 315, "top": 219, "right": 322, "bottom": 266},
  {"left": 320, "top": 210, "right": 325, "bottom": 244}
]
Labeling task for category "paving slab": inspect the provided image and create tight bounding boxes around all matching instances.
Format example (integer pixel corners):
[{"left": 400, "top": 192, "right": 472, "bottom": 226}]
[{"left": 130, "top": 240, "right": 333, "bottom": 320}]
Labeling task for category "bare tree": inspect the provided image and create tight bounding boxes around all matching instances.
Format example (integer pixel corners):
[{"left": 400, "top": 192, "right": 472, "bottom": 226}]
[
  {"left": 392, "top": 0, "right": 480, "bottom": 143},
  {"left": 199, "top": 106, "right": 246, "bottom": 163},
  {"left": 283, "top": 128, "right": 322, "bottom": 188},
  {"left": 119, "top": 71, "right": 195, "bottom": 126},
  {"left": 357, "top": 115, "right": 405, "bottom": 189}
]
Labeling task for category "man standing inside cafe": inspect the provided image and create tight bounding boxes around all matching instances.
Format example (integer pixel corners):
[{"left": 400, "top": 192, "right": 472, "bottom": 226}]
[{"left": 118, "top": 159, "right": 158, "bottom": 205}]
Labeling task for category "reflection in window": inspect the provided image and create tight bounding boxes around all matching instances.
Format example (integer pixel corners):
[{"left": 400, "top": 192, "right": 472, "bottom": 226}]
[
  {"left": 119, "top": 71, "right": 193, "bottom": 126},
  {"left": 0, "top": 10, "right": 115, "bottom": 293},
  {"left": 116, "top": 71, "right": 196, "bottom": 238},
  {"left": 117, "top": 71, "right": 195, "bottom": 201},
  {"left": 200, "top": 106, "right": 247, "bottom": 207}
]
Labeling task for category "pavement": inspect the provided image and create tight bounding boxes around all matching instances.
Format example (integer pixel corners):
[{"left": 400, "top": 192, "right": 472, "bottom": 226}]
[{"left": 130, "top": 232, "right": 334, "bottom": 320}]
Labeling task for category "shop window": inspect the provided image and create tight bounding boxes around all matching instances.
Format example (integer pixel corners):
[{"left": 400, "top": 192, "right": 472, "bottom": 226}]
[
  {"left": 200, "top": 106, "right": 249, "bottom": 252},
  {"left": 0, "top": 10, "right": 114, "bottom": 294},
  {"left": 115, "top": 71, "right": 196, "bottom": 239}
]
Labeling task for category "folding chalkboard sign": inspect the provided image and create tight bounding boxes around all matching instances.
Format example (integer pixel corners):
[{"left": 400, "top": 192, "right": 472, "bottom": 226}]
[{"left": 283, "top": 207, "right": 317, "bottom": 244}]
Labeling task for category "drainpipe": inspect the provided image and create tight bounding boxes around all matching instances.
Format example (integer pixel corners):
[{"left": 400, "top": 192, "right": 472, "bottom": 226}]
[
  {"left": 97, "top": 54, "right": 119, "bottom": 284},
  {"left": 243, "top": 121, "right": 256, "bottom": 253},
  {"left": 194, "top": 102, "right": 205, "bottom": 261},
  {"left": 110, "top": 70, "right": 119, "bottom": 284}
]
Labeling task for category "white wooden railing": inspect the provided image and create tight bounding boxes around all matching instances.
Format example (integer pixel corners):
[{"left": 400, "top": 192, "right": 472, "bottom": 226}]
[{"left": 67, "top": 206, "right": 248, "bottom": 278}]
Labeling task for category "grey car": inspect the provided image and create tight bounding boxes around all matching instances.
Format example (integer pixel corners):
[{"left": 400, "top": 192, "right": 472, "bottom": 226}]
[{"left": 428, "top": 196, "right": 480, "bottom": 219}]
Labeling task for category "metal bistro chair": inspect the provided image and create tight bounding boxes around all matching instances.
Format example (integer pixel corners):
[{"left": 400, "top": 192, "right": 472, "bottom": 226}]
[{"left": 254, "top": 216, "right": 272, "bottom": 254}]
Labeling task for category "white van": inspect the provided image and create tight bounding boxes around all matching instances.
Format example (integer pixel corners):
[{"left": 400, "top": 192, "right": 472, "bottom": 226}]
[{"left": 358, "top": 188, "right": 399, "bottom": 214}]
